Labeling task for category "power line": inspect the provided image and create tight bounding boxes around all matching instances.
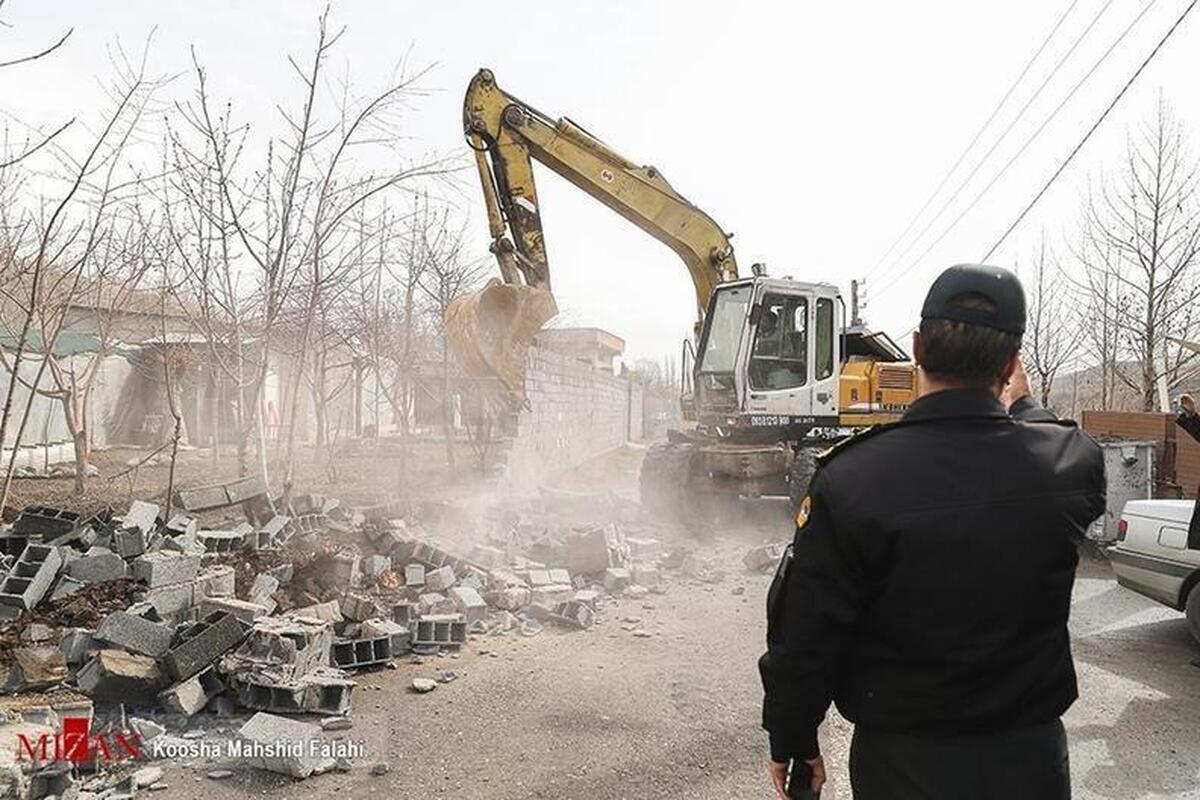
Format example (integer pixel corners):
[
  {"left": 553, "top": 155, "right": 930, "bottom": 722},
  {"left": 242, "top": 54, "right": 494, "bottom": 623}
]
[
  {"left": 863, "top": 0, "right": 1079, "bottom": 283},
  {"left": 982, "top": 0, "right": 1199, "bottom": 261},
  {"left": 875, "top": 0, "right": 1159, "bottom": 297},
  {"left": 870, "top": 0, "right": 1115, "bottom": 288}
]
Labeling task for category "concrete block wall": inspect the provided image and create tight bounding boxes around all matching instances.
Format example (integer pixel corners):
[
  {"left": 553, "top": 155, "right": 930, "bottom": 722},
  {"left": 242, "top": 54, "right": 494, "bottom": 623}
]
[{"left": 505, "top": 346, "right": 641, "bottom": 488}]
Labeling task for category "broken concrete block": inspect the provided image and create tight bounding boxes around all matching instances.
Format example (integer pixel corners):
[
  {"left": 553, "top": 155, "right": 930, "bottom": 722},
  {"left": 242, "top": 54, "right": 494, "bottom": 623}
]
[
  {"left": 164, "top": 514, "right": 198, "bottom": 538},
  {"left": 133, "top": 551, "right": 201, "bottom": 588},
  {"left": 66, "top": 548, "right": 128, "bottom": 583},
  {"left": 361, "top": 618, "right": 411, "bottom": 654},
  {"left": 288, "top": 599, "right": 341, "bottom": 623},
  {"left": 627, "top": 537, "right": 662, "bottom": 562},
  {"left": 525, "top": 569, "right": 552, "bottom": 587},
  {"left": 531, "top": 584, "right": 574, "bottom": 608},
  {"left": 0, "top": 544, "right": 62, "bottom": 611},
  {"left": 552, "top": 600, "right": 596, "bottom": 629},
  {"left": 94, "top": 611, "right": 174, "bottom": 658},
  {"left": 195, "top": 530, "right": 243, "bottom": 554},
  {"left": 5, "top": 646, "right": 68, "bottom": 690},
  {"left": 339, "top": 593, "right": 380, "bottom": 623},
  {"left": 164, "top": 611, "right": 246, "bottom": 682},
  {"left": 425, "top": 565, "right": 456, "bottom": 592},
  {"left": 391, "top": 601, "right": 413, "bottom": 627},
  {"left": 175, "top": 476, "right": 266, "bottom": 512},
  {"left": 112, "top": 527, "right": 146, "bottom": 558},
  {"left": 196, "top": 565, "right": 236, "bottom": 598},
  {"left": 417, "top": 592, "right": 454, "bottom": 615},
  {"left": 448, "top": 586, "right": 487, "bottom": 624},
  {"left": 123, "top": 501, "right": 160, "bottom": 535},
  {"left": 566, "top": 524, "right": 626, "bottom": 574},
  {"left": 200, "top": 596, "right": 268, "bottom": 624},
  {"left": 159, "top": 666, "right": 225, "bottom": 716},
  {"left": 547, "top": 568, "right": 571, "bottom": 585},
  {"left": 229, "top": 667, "right": 353, "bottom": 717},
  {"left": 141, "top": 580, "right": 200, "bottom": 618},
  {"left": 48, "top": 574, "right": 85, "bottom": 601},
  {"left": 77, "top": 649, "right": 164, "bottom": 702},
  {"left": 224, "top": 616, "right": 332, "bottom": 678},
  {"left": 361, "top": 555, "right": 390, "bottom": 578},
  {"left": 59, "top": 627, "right": 95, "bottom": 665},
  {"left": 603, "top": 567, "right": 631, "bottom": 592},
  {"left": 12, "top": 505, "right": 80, "bottom": 538},
  {"left": 631, "top": 564, "right": 661, "bottom": 589},
  {"left": 237, "top": 713, "right": 332, "bottom": 778},
  {"left": 743, "top": 542, "right": 787, "bottom": 572},
  {"left": 403, "top": 563, "right": 425, "bottom": 588}
]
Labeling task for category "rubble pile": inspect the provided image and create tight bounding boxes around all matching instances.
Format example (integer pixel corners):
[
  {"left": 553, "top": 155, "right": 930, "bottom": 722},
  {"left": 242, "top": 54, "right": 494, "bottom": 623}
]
[
  {"left": 0, "top": 479, "right": 727, "bottom": 793},
  {"left": 0, "top": 476, "right": 787, "bottom": 795}
]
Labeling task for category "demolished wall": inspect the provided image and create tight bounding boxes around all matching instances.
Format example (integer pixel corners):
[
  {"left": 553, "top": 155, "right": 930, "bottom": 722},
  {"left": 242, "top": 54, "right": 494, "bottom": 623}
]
[{"left": 505, "top": 346, "right": 644, "bottom": 488}]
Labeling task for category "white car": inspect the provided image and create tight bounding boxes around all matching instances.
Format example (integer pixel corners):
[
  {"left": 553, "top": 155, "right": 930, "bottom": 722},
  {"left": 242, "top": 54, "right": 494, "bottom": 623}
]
[{"left": 1107, "top": 499, "right": 1200, "bottom": 645}]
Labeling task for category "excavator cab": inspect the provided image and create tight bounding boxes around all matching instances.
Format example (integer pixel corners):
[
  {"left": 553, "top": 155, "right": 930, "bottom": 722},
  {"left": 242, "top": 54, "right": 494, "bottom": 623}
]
[{"left": 693, "top": 278, "right": 842, "bottom": 429}]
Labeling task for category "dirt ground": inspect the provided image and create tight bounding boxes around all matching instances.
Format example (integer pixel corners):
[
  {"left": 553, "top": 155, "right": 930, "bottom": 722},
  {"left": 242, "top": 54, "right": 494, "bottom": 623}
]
[{"left": 23, "top": 443, "right": 1200, "bottom": 799}]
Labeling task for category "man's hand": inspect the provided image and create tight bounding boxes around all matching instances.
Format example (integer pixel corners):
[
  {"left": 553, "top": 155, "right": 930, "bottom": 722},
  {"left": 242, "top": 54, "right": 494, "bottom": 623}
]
[
  {"left": 1182, "top": 393, "right": 1196, "bottom": 416},
  {"left": 1000, "top": 357, "right": 1033, "bottom": 411},
  {"left": 768, "top": 757, "right": 826, "bottom": 798}
]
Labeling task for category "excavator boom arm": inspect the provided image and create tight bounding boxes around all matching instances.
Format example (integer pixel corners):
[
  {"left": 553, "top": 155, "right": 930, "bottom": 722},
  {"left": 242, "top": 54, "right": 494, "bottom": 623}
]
[{"left": 463, "top": 68, "right": 738, "bottom": 315}]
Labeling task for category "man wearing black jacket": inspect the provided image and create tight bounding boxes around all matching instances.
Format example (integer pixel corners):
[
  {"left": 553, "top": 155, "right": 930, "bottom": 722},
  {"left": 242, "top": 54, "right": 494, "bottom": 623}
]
[{"left": 760, "top": 264, "right": 1106, "bottom": 799}]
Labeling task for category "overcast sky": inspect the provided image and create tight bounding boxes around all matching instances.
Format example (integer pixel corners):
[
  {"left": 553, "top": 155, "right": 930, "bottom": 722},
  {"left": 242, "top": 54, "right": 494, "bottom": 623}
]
[{"left": 2, "top": 0, "right": 1198, "bottom": 365}]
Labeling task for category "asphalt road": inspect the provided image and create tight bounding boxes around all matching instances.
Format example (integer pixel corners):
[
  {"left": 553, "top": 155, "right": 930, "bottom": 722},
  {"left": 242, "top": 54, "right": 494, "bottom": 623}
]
[{"left": 142, "top": 455, "right": 1200, "bottom": 799}]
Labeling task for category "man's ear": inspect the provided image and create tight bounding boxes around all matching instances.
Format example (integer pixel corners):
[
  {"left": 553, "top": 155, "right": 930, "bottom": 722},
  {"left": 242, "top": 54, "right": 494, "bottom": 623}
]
[
  {"left": 1000, "top": 349, "right": 1020, "bottom": 385},
  {"left": 912, "top": 331, "right": 923, "bottom": 366}
]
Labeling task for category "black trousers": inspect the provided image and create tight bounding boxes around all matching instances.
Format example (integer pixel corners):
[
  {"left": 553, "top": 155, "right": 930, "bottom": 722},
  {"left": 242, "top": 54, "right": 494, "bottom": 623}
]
[{"left": 850, "top": 719, "right": 1070, "bottom": 800}]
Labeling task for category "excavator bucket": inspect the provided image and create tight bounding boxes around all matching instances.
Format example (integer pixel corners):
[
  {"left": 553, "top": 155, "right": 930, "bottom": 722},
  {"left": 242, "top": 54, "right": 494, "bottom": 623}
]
[{"left": 445, "top": 279, "right": 558, "bottom": 402}]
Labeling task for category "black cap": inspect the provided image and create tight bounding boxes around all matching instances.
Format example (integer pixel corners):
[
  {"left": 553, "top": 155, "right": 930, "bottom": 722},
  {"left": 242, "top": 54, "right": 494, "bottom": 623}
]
[{"left": 920, "top": 263, "right": 1026, "bottom": 334}]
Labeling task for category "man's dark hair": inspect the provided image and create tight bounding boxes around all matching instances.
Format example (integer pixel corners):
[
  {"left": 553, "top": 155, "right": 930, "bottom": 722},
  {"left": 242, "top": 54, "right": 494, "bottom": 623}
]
[{"left": 918, "top": 293, "right": 1022, "bottom": 386}]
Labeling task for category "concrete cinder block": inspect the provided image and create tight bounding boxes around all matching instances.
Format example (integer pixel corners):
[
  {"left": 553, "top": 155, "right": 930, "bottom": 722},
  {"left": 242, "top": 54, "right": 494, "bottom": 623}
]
[
  {"left": 425, "top": 565, "right": 456, "bottom": 592},
  {"left": 448, "top": 586, "right": 487, "bottom": 624},
  {"left": 196, "top": 531, "right": 243, "bottom": 554},
  {"left": 223, "top": 617, "right": 332, "bottom": 678},
  {"left": 237, "top": 712, "right": 332, "bottom": 778},
  {"left": 229, "top": 667, "right": 353, "bottom": 717},
  {"left": 94, "top": 611, "right": 174, "bottom": 658},
  {"left": 531, "top": 584, "right": 574, "bottom": 608},
  {"left": 76, "top": 650, "right": 163, "bottom": 702},
  {"left": 123, "top": 501, "right": 160, "bottom": 535},
  {"left": 141, "top": 580, "right": 200, "bottom": 618},
  {"left": 339, "top": 593, "right": 380, "bottom": 622},
  {"left": 159, "top": 665, "right": 225, "bottom": 715},
  {"left": 361, "top": 618, "right": 411, "bottom": 654},
  {"left": 603, "top": 567, "right": 631, "bottom": 592},
  {"left": 59, "top": 627, "right": 95, "bottom": 665},
  {"left": 627, "top": 537, "right": 662, "bottom": 562},
  {"left": 112, "top": 527, "right": 146, "bottom": 559},
  {"left": 288, "top": 600, "right": 340, "bottom": 623},
  {"left": 330, "top": 635, "right": 394, "bottom": 669},
  {"left": 361, "top": 555, "right": 390, "bottom": 578},
  {"left": 546, "top": 568, "right": 572, "bottom": 585},
  {"left": 66, "top": 548, "right": 128, "bottom": 583},
  {"left": 133, "top": 551, "right": 201, "bottom": 588},
  {"left": 0, "top": 544, "right": 63, "bottom": 611},
  {"left": 196, "top": 565, "right": 236, "bottom": 598},
  {"left": 417, "top": 592, "right": 453, "bottom": 616},
  {"left": 411, "top": 614, "right": 467, "bottom": 648},
  {"left": 164, "top": 514, "right": 198, "bottom": 538},
  {"left": 403, "top": 563, "right": 425, "bottom": 588},
  {"left": 200, "top": 596, "right": 268, "bottom": 624},
  {"left": 164, "top": 611, "right": 246, "bottom": 682}
]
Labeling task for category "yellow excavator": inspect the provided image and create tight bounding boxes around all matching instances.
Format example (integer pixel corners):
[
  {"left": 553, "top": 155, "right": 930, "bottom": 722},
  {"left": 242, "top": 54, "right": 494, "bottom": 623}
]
[{"left": 448, "top": 68, "right": 916, "bottom": 513}]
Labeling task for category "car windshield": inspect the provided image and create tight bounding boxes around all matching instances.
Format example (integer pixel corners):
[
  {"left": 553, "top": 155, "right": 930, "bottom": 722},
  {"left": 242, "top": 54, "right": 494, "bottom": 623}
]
[{"left": 697, "top": 286, "right": 750, "bottom": 374}]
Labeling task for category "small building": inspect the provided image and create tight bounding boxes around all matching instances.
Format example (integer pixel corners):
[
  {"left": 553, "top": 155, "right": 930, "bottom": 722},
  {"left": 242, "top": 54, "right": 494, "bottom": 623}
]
[{"left": 534, "top": 327, "right": 624, "bottom": 373}]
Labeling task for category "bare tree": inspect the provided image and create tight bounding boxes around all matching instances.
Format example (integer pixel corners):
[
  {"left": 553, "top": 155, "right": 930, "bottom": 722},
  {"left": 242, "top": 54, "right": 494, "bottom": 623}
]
[
  {"left": 1075, "top": 97, "right": 1200, "bottom": 411},
  {"left": 1023, "top": 236, "right": 1081, "bottom": 410},
  {"left": 418, "top": 210, "right": 486, "bottom": 477}
]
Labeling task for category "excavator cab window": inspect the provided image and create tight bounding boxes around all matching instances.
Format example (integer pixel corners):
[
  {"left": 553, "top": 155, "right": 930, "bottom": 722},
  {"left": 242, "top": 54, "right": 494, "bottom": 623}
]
[
  {"left": 816, "top": 297, "right": 835, "bottom": 379},
  {"left": 697, "top": 286, "right": 751, "bottom": 374},
  {"left": 749, "top": 293, "right": 808, "bottom": 390}
]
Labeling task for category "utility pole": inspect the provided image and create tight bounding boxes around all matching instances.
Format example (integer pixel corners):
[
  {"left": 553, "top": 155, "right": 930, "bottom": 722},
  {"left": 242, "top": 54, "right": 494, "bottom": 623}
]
[{"left": 850, "top": 279, "right": 864, "bottom": 327}]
